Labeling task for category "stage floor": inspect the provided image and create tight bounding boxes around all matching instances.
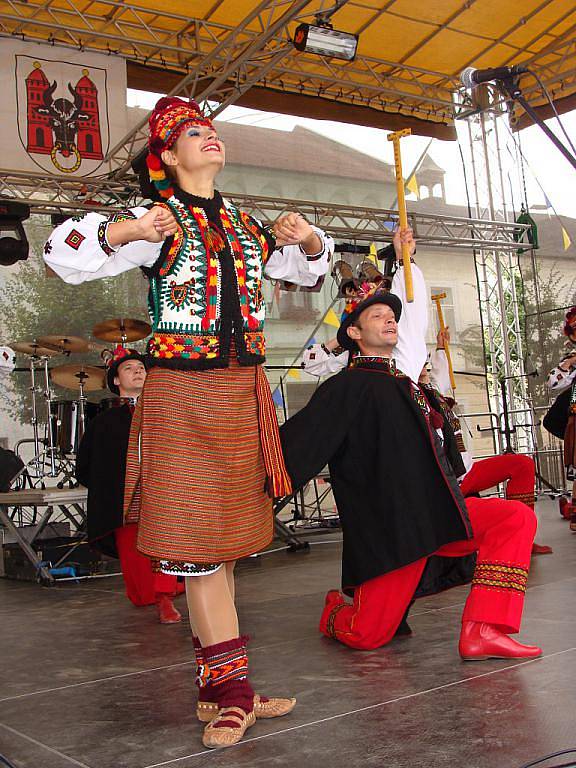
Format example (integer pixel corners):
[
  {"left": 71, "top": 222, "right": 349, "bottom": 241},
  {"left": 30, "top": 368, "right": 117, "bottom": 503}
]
[{"left": 1, "top": 497, "right": 575, "bottom": 768}]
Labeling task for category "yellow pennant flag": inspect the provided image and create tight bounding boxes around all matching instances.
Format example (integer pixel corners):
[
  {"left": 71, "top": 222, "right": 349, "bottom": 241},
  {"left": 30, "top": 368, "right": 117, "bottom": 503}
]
[
  {"left": 562, "top": 226, "right": 572, "bottom": 251},
  {"left": 287, "top": 367, "right": 300, "bottom": 380},
  {"left": 406, "top": 173, "right": 419, "bottom": 199},
  {"left": 323, "top": 307, "right": 341, "bottom": 328},
  {"left": 368, "top": 242, "right": 378, "bottom": 265}
]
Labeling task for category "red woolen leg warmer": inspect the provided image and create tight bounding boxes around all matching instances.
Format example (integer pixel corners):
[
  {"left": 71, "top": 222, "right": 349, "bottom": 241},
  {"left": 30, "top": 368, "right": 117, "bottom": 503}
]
[
  {"left": 193, "top": 636, "right": 215, "bottom": 703},
  {"left": 202, "top": 636, "right": 254, "bottom": 720}
]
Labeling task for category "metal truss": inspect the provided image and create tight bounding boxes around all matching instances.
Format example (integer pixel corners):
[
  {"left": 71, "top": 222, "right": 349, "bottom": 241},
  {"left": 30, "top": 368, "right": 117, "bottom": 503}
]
[
  {"left": 0, "top": 168, "right": 529, "bottom": 251},
  {"left": 105, "top": 0, "right": 318, "bottom": 176},
  {"left": 3, "top": 0, "right": 574, "bottom": 158},
  {"left": 0, "top": 0, "right": 463, "bottom": 142},
  {"left": 455, "top": 95, "right": 534, "bottom": 455}
]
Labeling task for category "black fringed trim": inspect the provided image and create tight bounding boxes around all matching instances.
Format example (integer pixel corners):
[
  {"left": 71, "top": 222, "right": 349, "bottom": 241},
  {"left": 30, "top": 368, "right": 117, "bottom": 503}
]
[
  {"left": 142, "top": 235, "right": 173, "bottom": 279},
  {"left": 304, "top": 247, "right": 326, "bottom": 262},
  {"left": 145, "top": 351, "right": 265, "bottom": 372}
]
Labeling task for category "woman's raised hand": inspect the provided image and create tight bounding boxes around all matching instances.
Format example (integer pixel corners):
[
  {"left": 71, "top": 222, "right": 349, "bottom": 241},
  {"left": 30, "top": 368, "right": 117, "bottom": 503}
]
[
  {"left": 141, "top": 206, "right": 179, "bottom": 242},
  {"left": 273, "top": 212, "right": 321, "bottom": 254},
  {"left": 107, "top": 206, "right": 179, "bottom": 247}
]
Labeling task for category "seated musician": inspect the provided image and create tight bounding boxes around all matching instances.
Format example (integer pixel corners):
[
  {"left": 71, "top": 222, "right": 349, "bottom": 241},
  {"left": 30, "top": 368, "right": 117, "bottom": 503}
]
[{"left": 76, "top": 346, "right": 184, "bottom": 623}]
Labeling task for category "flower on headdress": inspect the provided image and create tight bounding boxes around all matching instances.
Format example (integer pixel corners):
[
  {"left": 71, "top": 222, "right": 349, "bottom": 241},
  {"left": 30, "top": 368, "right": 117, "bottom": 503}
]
[
  {"left": 105, "top": 345, "right": 131, "bottom": 370},
  {"left": 340, "top": 283, "right": 388, "bottom": 323}
]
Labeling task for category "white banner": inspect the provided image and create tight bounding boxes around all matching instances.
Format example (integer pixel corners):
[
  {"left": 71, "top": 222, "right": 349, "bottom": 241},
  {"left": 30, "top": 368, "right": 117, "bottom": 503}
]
[{"left": 1, "top": 40, "right": 127, "bottom": 176}]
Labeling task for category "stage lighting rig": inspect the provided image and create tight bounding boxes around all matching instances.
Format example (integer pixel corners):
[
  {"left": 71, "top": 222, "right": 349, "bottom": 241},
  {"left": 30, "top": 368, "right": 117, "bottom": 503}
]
[
  {"left": 293, "top": 2, "right": 358, "bottom": 61},
  {"left": 0, "top": 201, "right": 30, "bottom": 267}
]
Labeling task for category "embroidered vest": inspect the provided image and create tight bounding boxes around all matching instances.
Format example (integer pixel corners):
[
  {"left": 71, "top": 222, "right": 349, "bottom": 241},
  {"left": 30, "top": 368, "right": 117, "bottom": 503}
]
[{"left": 145, "top": 196, "right": 270, "bottom": 367}]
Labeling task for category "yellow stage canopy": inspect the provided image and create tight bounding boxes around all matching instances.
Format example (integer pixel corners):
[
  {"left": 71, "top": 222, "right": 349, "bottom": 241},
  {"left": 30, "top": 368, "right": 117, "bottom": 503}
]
[{"left": 1, "top": 0, "right": 575, "bottom": 139}]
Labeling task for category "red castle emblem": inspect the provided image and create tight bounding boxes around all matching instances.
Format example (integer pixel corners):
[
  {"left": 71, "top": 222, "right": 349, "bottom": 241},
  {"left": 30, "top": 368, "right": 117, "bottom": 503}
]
[{"left": 25, "top": 62, "right": 103, "bottom": 173}]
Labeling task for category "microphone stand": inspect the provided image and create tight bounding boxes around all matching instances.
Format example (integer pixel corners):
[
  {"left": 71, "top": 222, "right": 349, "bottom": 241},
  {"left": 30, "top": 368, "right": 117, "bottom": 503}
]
[
  {"left": 499, "top": 75, "right": 576, "bottom": 171},
  {"left": 498, "top": 372, "right": 560, "bottom": 493}
]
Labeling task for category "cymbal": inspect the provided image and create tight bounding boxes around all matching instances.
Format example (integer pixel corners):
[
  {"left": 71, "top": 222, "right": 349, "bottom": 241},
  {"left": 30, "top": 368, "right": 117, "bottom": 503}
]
[
  {"left": 38, "top": 335, "right": 89, "bottom": 354},
  {"left": 50, "top": 363, "right": 105, "bottom": 392},
  {"left": 11, "top": 341, "right": 61, "bottom": 357},
  {"left": 92, "top": 318, "right": 151, "bottom": 343}
]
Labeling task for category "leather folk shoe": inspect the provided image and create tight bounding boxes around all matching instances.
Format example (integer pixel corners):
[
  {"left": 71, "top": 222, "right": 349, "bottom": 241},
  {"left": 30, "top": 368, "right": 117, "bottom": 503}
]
[
  {"left": 202, "top": 706, "right": 256, "bottom": 749},
  {"left": 156, "top": 594, "right": 181, "bottom": 624},
  {"left": 459, "top": 621, "right": 542, "bottom": 661},
  {"left": 197, "top": 693, "right": 296, "bottom": 723}
]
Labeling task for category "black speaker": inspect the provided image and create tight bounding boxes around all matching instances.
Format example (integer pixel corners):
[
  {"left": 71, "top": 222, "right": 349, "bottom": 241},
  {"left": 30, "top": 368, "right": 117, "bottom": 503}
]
[{"left": 0, "top": 201, "right": 30, "bottom": 266}]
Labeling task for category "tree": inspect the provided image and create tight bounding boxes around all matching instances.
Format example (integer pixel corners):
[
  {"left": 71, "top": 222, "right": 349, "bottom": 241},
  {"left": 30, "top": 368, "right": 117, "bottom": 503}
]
[{"left": 0, "top": 215, "right": 149, "bottom": 426}]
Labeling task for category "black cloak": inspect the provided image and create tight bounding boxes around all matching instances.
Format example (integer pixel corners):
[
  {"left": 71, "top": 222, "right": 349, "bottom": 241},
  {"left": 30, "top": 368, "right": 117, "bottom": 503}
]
[
  {"left": 280, "top": 360, "right": 473, "bottom": 593},
  {"left": 75, "top": 403, "right": 133, "bottom": 557}
]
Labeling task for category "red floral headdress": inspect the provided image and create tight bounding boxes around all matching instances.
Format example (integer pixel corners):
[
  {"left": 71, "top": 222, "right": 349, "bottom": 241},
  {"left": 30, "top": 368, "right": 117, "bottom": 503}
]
[{"left": 146, "top": 97, "right": 214, "bottom": 200}]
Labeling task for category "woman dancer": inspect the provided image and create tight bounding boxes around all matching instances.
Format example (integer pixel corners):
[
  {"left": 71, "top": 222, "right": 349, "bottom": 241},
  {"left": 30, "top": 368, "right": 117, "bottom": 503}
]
[{"left": 44, "top": 96, "right": 333, "bottom": 748}]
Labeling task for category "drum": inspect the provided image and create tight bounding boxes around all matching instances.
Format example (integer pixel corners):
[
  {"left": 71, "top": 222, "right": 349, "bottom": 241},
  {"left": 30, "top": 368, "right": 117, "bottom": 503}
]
[{"left": 49, "top": 400, "right": 97, "bottom": 454}]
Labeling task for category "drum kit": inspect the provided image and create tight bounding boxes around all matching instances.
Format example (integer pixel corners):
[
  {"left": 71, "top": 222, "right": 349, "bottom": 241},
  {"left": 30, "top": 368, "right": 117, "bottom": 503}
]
[{"left": 10, "top": 319, "right": 150, "bottom": 482}]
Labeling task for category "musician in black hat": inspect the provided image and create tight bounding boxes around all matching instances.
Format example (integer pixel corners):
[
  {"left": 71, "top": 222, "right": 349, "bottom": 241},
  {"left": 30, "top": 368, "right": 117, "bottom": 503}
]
[{"left": 76, "top": 346, "right": 184, "bottom": 623}]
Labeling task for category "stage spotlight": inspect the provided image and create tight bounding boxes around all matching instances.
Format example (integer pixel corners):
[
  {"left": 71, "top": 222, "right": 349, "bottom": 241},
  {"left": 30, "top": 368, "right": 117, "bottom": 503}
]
[
  {"left": 51, "top": 213, "right": 70, "bottom": 228},
  {"left": 293, "top": 22, "right": 358, "bottom": 61},
  {"left": 0, "top": 201, "right": 30, "bottom": 267}
]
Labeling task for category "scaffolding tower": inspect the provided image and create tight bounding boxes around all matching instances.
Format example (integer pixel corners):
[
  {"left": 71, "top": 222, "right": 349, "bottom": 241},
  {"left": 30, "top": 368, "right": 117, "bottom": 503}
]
[{"left": 455, "top": 87, "right": 535, "bottom": 458}]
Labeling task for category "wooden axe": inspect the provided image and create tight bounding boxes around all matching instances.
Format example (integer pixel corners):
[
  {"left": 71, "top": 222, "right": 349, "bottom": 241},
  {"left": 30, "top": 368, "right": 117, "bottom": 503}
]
[
  {"left": 387, "top": 128, "right": 413, "bottom": 302},
  {"left": 431, "top": 292, "right": 456, "bottom": 391}
]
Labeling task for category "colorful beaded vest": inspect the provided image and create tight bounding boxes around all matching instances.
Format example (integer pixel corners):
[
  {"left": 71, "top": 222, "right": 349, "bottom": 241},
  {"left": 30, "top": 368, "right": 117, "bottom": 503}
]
[{"left": 144, "top": 190, "right": 271, "bottom": 370}]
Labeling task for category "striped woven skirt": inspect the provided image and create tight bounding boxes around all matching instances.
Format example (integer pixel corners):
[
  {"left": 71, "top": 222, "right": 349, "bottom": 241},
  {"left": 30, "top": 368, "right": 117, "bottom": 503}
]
[{"left": 124, "top": 356, "right": 274, "bottom": 565}]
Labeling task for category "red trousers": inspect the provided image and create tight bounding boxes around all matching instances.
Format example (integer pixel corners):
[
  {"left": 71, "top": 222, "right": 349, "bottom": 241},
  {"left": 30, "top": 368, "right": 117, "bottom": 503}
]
[
  {"left": 114, "top": 524, "right": 182, "bottom": 607},
  {"left": 460, "top": 454, "right": 535, "bottom": 510},
  {"left": 320, "top": 496, "right": 537, "bottom": 650}
]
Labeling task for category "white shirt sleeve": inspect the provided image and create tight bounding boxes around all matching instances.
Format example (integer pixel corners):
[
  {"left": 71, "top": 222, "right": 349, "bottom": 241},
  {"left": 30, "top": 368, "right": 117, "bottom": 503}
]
[
  {"left": 548, "top": 353, "right": 576, "bottom": 392},
  {"left": 302, "top": 343, "right": 349, "bottom": 377},
  {"left": 429, "top": 348, "right": 452, "bottom": 397},
  {"left": 43, "top": 207, "right": 162, "bottom": 285},
  {"left": 458, "top": 452, "right": 474, "bottom": 479},
  {"left": 392, "top": 261, "right": 429, "bottom": 383},
  {"left": 264, "top": 226, "right": 334, "bottom": 287}
]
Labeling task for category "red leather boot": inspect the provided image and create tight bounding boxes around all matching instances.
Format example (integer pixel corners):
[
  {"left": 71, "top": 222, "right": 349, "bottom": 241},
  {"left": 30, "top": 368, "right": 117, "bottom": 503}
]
[
  {"left": 531, "top": 542, "right": 553, "bottom": 555},
  {"left": 319, "top": 590, "right": 346, "bottom": 637},
  {"left": 156, "top": 594, "right": 182, "bottom": 624},
  {"left": 459, "top": 621, "right": 542, "bottom": 661},
  {"left": 559, "top": 496, "right": 572, "bottom": 520}
]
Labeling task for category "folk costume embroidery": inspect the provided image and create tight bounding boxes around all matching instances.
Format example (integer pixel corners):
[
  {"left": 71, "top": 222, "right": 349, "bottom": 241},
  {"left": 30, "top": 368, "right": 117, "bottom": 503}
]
[
  {"left": 472, "top": 561, "right": 528, "bottom": 594},
  {"left": 144, "top": 194, "right": 270, "bottom": 364},
  {"left": 349, "top": 356, "right": 433, "bottom": 422}
]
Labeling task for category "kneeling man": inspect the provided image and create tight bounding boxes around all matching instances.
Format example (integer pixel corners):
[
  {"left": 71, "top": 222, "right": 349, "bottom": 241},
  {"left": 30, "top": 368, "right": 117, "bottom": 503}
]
[{"left": 280, "top": 286, "right": 541, "bottom": 659}]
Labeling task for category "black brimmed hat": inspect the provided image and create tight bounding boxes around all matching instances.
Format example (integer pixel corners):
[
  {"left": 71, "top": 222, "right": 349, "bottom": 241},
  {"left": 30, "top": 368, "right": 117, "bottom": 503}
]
[
  {"left": 105, "top": 346, "right": 146, "bottom": 395},
  {"left": 336, "top": 285, "right": 402, "bottom": 351}
]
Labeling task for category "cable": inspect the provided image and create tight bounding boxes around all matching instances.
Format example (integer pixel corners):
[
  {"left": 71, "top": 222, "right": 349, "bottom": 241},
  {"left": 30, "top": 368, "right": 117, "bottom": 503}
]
[
  {"left": 528, "top": 70, "right": 576, "bottom": 158},
  {"left": 0, "top": 754, "right": 18, "bottom": 768},
  {"left": 517, "top": 749, "right": 576, "bottom": 768}
]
